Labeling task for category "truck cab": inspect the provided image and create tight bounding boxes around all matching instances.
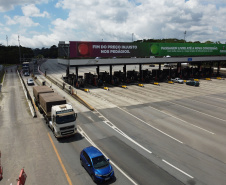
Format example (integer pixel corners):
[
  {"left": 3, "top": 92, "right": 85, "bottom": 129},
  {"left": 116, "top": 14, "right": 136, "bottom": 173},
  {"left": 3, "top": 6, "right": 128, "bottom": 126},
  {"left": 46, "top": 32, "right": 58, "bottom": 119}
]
[{"left": 49, "top": 104, "right": 77, "bottom": 138}]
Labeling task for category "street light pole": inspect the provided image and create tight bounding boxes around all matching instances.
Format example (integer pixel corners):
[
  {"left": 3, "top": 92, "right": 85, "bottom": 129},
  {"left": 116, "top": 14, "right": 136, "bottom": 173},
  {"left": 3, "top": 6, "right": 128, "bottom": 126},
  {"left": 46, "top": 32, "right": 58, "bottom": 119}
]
[
  {"left": 6, "top": 35, "right": 8, "bottom": 46},
  {"left": 18, "top": 35, "right": 21, "bottom": 64},
  {"left": 184, "top": 31, "right": 186, "bottom": 43}
]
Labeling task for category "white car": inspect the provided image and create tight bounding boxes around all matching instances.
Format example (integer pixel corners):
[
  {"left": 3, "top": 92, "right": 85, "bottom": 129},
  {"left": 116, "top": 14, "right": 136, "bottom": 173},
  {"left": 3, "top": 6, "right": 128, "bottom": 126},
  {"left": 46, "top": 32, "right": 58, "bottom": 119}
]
[
  {"left": 24, "top": 72, "right": 30, "bottom": 76},
  {"left": 27, "top": 78, "right": 34, "bottom": 86},
  {"left": 171, "top": 78, "right": 184, "bottom": 84}
]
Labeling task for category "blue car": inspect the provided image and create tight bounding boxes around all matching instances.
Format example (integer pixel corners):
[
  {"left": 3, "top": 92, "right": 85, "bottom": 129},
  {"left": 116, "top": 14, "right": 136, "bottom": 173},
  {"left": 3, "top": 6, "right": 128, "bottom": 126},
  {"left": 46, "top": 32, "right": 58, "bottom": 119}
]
[
  {"left": 80, "top": 146, "right": 115, "bottom": 183},
  {"left": 186, "top": 80, "right": 200, "bottom": 86}
]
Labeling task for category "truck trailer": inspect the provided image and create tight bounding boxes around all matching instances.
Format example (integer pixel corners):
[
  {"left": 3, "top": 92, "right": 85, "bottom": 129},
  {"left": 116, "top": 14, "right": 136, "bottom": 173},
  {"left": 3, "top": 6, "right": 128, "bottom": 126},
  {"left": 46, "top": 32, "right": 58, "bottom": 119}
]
[{"left": 33, "top": 86, "right": 77, "bottom": 138}]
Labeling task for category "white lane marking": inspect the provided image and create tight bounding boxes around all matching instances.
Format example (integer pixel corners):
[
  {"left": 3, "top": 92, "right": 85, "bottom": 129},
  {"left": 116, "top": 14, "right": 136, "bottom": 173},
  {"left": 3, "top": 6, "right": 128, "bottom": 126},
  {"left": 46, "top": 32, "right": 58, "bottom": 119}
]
[
  {"left": 162, "top": 160, "right": 194, "bottom": 179},
  {"left": 87, "top": 110, "right": 195, "bottom": 180},
  {"left": 148, "top": 106, "right": 214, "bottom": 135},
  {"left": 117, "top": 107, "right": 183, "bottom": 144},
  {"left": 204, "top": 95, "right": 226, "bottom": 102},
  {"left": 167, "top": 100, "right": 226, "bottom": 123},
  {"left": 183, "top": 96, "right": 226, "bottom": 112},
  {"left": 102, "top": 120, "right": 153, "bottom": 154},
  {"left": 88, "top": 116, "right": 94, "bottom": 122},
  {"left": 77, "top": 126, "right": 138, "bottom": 185}
]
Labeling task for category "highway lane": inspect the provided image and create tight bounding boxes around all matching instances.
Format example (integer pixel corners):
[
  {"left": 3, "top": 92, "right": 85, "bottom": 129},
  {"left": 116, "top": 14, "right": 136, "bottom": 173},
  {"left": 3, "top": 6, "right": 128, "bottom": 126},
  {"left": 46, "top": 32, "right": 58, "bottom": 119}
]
[
  {"left": 20, "top": 69, "right": 139, "bottom": 184},
  {"left": 0, "top": 67, "right": 71, "bottom": 185},
  {"left": 1, "top": 67, "right": 137, "bottom": 184},
  {"left": 27, "top": 67, "right": 187, "bottom": 184},
  {"left": 97, "top": 105, "right": 226, "bottom": 185},
  {"left": 38, "top": 60, "right": 226, "bottom": 185},
  {"left": 2, "top": 60, "right": 226, "bottom": 185},
  {"left": 77, "top": 112, "right": 184, "bottom": 185}
]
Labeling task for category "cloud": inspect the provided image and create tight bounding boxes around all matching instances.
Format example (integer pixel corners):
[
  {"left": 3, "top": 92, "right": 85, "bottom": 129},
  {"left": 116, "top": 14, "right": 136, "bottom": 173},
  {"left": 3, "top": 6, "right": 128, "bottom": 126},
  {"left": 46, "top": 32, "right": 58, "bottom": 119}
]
[
  {"left": 22, "top": 4, "right": 49, "bottom": 17},
  {"left": 4, "top": 15, "right": 39, "bottom": 27},
  {"left": 0, "top": 0, "right": 49, "bottom": 12},
  {"left": 1, "top": 0, "right": 226, "bottom": 48}
]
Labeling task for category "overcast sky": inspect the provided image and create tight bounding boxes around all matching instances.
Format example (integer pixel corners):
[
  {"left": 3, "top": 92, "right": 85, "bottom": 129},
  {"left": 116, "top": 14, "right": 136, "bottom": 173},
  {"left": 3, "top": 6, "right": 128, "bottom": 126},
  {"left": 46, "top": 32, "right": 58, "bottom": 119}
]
[{"left": 0, "top": 0, "right": 226, "bottom": 48}]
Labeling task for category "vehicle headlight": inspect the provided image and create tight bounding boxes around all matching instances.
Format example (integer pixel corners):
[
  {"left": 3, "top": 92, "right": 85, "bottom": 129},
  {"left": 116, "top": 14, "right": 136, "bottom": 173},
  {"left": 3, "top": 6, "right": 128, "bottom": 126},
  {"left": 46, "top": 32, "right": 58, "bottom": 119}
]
[{"left": 95, "top": 173, "right": 102, "bottom": 177}]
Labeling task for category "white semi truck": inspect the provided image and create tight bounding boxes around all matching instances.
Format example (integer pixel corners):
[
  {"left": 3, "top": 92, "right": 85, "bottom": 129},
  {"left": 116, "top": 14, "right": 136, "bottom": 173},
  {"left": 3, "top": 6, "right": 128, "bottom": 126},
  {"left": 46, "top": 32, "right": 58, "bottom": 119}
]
[{"left": 33, "top": 86, "right": 77, "bottom": 138}]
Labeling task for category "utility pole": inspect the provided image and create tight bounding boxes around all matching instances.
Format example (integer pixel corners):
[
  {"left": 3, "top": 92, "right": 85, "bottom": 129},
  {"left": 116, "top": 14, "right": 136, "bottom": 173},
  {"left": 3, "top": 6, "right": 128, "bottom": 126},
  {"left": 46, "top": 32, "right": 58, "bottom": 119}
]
[
  {"left": 6, "top": 35, "right": 8, "bottom": 46},
  {"left": 18, "top": 35, "right": 21, "bottom": 64},
  {"left": 184, "top": 31, "right": 186, "bottom": 43},
  {"left": 132, "top": 33, "right": 134, "bottom": 42}
]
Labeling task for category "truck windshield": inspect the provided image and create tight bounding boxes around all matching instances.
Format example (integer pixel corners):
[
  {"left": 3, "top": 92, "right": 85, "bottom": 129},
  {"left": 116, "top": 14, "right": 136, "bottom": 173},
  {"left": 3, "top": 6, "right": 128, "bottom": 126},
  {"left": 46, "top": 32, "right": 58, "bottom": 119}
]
[{"left": 56, "top": 113, "right": 77, "bottom": 124}]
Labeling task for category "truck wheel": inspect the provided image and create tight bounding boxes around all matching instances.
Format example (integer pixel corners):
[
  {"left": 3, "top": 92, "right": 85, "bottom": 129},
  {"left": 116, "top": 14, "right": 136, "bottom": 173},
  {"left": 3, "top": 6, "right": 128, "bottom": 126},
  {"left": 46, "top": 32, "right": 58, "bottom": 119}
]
[{"left": 53, "top": 129, "right": 57, "bottom": 137}]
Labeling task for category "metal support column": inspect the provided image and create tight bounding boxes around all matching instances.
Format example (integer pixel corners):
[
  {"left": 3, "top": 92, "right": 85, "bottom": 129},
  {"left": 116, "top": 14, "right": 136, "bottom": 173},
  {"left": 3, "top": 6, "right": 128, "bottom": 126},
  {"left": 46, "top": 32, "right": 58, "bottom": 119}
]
[
  {"left": 169, "top": 66, "right": 172, "bottom": 80},
  {"left": 110, "top": 65, "right": 113, "bottom": 84},
  {"left": 209, "top": 62, "right": 213, "bottom": 77},
  {"left": 96, "top": 66, "right": 100, "bottom": 79},
  {"left": 198, "top": 62, "right": 202, "bottom": 77},
  {"left": 217, "top": 61, "right": 220, "bottom": 76},
  {"left": 75, "top": 66, "right": 78, "bottom": 81},
  {"left": 177, "top": 63, "right": 181, "bottom": 77},
  {"left": 123, "top": 64, "right": 127, "bottom": 79},
  {"left": 139, "top": 64, "right": 142, "bottom": 81},
  {"left": 157, "top": 63, "right": 162, "bottom": 80}
]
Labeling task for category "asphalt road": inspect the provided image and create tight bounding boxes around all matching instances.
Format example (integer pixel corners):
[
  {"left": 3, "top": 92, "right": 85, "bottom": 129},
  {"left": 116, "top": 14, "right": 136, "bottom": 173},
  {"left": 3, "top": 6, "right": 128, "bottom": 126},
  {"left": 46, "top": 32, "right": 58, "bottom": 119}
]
[
  {"left": 1, "top": 60, "right": 226, "bottom": 185},
  {"left": 0, "top": 67, "right": 70, "bottom": 184}
]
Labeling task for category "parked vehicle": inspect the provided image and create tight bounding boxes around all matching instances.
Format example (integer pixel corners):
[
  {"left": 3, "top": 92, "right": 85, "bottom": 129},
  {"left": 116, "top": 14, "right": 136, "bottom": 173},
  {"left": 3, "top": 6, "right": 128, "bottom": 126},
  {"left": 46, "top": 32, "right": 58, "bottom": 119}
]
[
  {"left": 33, "top": 86, "right": 77, "bottom": 138},
  {"left": 186, "top": 80, "right": 200, "bottom": 86},
  {"left": 27, "top": 78, "right": 34, "bottom": 86},
  {"left": 171, "top": 78, "right": 184, "bottom": 84},
  {"left": 80, "top": 146, "right": 115, "bottom": 183},
  {"left": 149, "top": 64, "right": 155, "bottom": 67}
]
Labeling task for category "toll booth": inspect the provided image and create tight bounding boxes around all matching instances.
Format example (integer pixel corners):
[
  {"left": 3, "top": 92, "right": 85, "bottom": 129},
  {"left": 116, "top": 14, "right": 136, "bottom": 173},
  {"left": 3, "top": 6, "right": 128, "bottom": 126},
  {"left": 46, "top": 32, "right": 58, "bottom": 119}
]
[
  {"left": 127, "top": 70, "right": 139, "bottom": 83},
  {"left": 140, "top": 69, "right": 152, "bottom": 82}
]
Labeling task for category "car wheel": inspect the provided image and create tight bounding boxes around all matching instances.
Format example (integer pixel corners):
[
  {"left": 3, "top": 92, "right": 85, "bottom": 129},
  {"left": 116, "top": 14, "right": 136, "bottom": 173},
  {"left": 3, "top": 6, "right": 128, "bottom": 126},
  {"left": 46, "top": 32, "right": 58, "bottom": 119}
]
[
  {"left": 91, "top": 174, "right": 96, "bottom": 182},
  {"left": 80, "top": 159, "right": 83, "bottom": 167}
]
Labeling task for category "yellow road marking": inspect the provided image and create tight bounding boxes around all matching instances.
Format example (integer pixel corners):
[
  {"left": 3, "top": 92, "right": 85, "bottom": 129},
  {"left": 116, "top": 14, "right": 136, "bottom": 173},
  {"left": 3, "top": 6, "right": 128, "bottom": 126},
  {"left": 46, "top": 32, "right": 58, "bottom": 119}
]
[{"left": 48, "top": 133, "right": 73, "bottom": 185}]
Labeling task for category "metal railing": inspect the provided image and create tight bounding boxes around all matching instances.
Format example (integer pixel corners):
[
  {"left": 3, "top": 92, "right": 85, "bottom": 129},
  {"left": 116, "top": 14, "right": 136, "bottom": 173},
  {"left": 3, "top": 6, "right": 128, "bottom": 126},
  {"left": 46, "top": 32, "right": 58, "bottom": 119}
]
[{"left": 18, "top": 70, "right": 37, "bottom": 117}]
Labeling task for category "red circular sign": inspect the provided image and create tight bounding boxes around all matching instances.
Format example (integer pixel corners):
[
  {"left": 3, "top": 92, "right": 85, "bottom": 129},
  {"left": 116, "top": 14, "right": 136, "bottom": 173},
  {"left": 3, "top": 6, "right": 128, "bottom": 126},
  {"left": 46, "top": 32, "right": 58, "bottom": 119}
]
[{"left": 78, "top": 43, "right": 89, "bottom": 55}]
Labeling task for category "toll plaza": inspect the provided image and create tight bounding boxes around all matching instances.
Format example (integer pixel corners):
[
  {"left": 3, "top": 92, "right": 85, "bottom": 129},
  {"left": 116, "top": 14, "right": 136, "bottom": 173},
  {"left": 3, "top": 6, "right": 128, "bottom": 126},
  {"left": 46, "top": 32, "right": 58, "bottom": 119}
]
[{"left": 57, "top": 56, "right": 226, "bottom": 88}]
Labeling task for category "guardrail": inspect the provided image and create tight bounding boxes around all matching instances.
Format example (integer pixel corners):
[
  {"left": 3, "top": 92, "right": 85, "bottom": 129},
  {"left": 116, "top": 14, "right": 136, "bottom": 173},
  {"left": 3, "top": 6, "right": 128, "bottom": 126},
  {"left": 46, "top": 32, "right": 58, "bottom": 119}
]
[
  {"left": 18, "top": 70, "right": 37, "bottom": 117},
  {"left": 0, "top": 65, "right": 4, "bottom": 85}
]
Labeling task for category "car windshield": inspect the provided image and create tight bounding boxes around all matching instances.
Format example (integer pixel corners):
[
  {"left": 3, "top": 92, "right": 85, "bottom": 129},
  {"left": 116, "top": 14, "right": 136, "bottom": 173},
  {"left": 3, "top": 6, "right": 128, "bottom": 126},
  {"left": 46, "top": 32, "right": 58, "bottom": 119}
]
[
  {"left": 56, "top": 113, "right": 76, "bottom": 124},
  {"left": 92, "top": 155, "right": 109, "bottom": 169}
]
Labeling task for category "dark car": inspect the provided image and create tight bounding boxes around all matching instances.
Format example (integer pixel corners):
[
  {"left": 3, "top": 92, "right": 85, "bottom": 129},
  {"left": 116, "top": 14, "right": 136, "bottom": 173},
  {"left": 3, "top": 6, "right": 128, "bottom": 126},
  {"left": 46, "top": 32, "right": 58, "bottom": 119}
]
[
  {"left": 186, "top": 80, "right": 199, "bottom": 86},
  {"left": 80, "top": 146, "right": 115, "bottom": 183}
]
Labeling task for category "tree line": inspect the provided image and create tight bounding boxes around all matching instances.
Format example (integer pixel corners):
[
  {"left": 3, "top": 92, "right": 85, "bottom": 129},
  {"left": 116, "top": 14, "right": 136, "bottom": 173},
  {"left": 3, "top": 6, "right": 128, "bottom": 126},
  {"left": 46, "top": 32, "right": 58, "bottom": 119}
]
[
  {"left": 0, "top": 44, "right": 58, "bottom": 65},
  {"left": 135, "top": 38, "right": 222, "bottom": 44}
]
